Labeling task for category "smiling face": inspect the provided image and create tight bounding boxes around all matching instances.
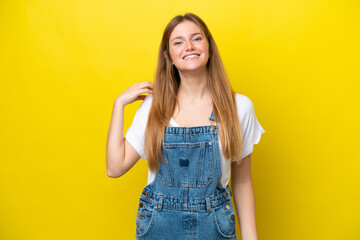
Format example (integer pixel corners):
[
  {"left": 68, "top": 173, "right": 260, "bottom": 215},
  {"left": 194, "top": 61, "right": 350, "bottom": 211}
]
[{"left": 168, "top": 20, "right": 210, "bottom": 73}]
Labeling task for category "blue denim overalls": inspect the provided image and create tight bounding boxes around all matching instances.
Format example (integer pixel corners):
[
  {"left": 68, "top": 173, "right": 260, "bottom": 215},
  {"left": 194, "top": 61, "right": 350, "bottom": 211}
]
[{"left": 136, "top": 110, "right": 237, "bottom": 239}]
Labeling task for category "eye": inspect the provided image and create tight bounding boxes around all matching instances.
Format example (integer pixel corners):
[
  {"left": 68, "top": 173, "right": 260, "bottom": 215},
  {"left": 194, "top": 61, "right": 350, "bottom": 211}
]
[
  {"left": 174, "top": 41, "right": 182, "bottom": 45},
  {"left": 194, "top": 37, "right": 202, "bottom": 41}
]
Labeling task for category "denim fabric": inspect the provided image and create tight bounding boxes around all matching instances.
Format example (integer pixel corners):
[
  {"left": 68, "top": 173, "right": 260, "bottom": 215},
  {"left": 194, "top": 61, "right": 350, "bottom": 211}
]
[{"left": 136, "top": 111, "right": 237, "bottom": 239}]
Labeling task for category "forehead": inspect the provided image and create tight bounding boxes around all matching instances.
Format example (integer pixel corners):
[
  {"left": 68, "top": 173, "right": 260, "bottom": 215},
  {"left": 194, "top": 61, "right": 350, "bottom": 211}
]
[{"left": 169, "top": 21, "right": 204, "bottom": 40}]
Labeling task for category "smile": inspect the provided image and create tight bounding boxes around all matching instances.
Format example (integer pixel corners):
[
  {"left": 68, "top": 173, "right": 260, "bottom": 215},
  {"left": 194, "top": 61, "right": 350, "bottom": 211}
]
[{"left": 183, "top": 54, "right": 200, "bottom": 60}]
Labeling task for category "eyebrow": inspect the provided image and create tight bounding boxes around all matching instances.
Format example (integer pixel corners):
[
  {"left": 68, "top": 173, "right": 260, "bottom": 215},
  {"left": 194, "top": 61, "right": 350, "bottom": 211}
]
[{"left": 170, "top": 32, "right": 203, "bottom": 43}]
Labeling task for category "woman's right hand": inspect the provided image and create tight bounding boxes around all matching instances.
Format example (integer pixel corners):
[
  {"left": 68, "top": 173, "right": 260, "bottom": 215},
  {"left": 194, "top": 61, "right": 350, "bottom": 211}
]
[{"left": 115, "top": 81, "right": 153, "bottom": 107}]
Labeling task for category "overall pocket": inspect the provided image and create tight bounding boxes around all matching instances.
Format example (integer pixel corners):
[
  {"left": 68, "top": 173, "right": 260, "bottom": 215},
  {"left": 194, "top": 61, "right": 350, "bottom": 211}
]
[
  {"left": 159, "top": 141, "right": 214, "bottom": 187},
  {"left": 212, "top": 200, "right": 237, "bottom": 239},
  {"left": 135, "top": 199, "right": 156, "bottom": 238}
]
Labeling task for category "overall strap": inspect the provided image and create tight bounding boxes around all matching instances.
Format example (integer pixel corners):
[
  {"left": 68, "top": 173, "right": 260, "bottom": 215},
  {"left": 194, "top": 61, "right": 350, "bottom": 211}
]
[{"left": 208, "top": 109, "right": 215, "bottom": 122}]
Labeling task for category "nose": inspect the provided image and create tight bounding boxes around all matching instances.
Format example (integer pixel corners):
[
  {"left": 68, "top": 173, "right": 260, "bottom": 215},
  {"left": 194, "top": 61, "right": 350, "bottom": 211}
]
[{"left": 185, "top": 41, "right": 195, "bottom": 51}]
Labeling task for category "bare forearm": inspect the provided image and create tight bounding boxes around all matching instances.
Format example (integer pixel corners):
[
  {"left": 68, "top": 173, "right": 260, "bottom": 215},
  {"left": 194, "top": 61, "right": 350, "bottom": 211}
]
[
  {"left": 106, "top": 81, "right": 153, "bottom": 177},
  {"left": 106, "top": 99, "right": 126, "bottom": 177},
  {"left": 231, "top": 179, "right": 258, "bottom": 240}
]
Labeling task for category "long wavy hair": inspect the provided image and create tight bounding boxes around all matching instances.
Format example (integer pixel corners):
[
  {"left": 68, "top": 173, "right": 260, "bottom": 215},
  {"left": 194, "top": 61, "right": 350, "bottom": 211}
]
[{"left": 145, "top": 13, "right": 243, "bottom": 172}]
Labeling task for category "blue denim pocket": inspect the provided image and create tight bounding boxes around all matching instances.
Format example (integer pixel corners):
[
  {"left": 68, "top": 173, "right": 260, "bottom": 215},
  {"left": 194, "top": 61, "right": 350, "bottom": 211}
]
[
  {"left": 212, "top": 200, "right": 237, "bottom": 239},
  {"left": 136, "top": 199, "right": 156, "bottom": 238},
  {"left": 159, "top": 141, "right": 214, "bottom": 187}
]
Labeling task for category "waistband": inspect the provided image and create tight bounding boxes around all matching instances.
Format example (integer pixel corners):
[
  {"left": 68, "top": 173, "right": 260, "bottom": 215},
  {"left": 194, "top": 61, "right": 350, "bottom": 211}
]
[
  {"left": 139, "top": 185, "right": 233, "bottom": 212},
  {"left": 164, "top": 125, "right": 218, "bottom": 135}
]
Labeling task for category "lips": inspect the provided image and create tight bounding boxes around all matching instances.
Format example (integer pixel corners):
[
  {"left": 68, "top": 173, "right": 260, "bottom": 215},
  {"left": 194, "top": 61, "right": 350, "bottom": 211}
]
[{"left": 183, "top": 53, "right": 200, "bottom": 59}]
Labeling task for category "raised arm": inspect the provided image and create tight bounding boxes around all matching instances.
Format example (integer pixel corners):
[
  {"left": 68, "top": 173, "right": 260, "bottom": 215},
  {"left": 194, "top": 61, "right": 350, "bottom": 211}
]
[{"left": 106, "top": 81, "right": 153, "bottom": 178}]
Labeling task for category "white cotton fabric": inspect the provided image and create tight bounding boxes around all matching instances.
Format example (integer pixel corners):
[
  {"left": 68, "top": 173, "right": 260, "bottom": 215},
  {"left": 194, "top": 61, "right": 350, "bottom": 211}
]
[{"left": 125, "top": 93, "right": 265, "bottom": 188}]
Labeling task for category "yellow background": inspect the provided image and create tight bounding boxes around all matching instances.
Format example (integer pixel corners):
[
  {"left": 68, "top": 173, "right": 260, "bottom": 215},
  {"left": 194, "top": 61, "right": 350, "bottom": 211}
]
[{"left": 1, "top": 0, "right": 359, "bottom": 239}]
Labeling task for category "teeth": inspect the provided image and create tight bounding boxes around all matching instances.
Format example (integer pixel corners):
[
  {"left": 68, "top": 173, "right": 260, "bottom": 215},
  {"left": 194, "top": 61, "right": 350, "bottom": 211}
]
[{"left": 184, "top": 54, "right": 199, "bottom": 59}]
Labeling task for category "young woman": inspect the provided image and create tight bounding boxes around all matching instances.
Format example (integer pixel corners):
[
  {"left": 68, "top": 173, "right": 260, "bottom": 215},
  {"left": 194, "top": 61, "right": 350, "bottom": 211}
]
[{"left": 106, "top": 13, "right": 265, "bottom": 240}]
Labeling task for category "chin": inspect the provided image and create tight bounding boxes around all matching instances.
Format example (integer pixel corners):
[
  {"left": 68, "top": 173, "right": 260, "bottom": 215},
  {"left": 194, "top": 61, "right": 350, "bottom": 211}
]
[{"left": 178, "top": 64, "right": 207, "bottom": 72}]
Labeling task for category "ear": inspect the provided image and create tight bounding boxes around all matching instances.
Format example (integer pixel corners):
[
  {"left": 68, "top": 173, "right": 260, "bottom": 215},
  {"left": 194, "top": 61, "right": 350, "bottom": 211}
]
[{"left": 164, "top": 50, "right": 174, "bottom": 65}]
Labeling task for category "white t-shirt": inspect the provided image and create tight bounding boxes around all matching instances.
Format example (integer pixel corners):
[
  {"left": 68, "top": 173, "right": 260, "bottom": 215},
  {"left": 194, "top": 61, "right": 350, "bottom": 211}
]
[{"left": 125, "top": 93, "right": 265, "bottom": 188}]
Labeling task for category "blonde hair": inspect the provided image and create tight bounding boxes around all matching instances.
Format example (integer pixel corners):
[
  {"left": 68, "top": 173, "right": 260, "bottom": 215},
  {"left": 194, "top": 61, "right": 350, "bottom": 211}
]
[{"left": 145, "top": 13, "right": 243, "bottom": 172}]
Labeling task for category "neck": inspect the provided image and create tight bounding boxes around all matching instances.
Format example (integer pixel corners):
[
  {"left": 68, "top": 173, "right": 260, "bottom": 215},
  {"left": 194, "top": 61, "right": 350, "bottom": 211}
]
[{"left": 177, "top": 67, "right": 210, "bottom": 101}]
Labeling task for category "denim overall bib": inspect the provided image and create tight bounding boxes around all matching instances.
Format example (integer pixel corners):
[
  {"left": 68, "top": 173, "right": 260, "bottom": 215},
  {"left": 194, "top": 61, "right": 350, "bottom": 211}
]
[{"left": 136, "top": 110, "right": 237, "bottom": 240}]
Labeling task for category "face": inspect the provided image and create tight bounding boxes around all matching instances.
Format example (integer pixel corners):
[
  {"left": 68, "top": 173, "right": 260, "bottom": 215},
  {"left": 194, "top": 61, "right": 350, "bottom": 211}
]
[{"left": 167, "top": 20, "right": 210, "bottom": 73}]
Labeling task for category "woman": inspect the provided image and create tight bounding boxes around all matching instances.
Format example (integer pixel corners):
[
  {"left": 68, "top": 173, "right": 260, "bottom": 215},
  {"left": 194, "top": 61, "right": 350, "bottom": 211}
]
[{"left": 106, "top": 13, "right": 265, "bottom": 240}]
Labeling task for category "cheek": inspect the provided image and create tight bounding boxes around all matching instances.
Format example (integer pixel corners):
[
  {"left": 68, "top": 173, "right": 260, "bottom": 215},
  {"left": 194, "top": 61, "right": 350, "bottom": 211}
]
[
  {"left": 199, "top": 43, "right": 209, "bottom": 54},
  {"left": 170, "top": 49, "right": 181, "bottom": 60}
]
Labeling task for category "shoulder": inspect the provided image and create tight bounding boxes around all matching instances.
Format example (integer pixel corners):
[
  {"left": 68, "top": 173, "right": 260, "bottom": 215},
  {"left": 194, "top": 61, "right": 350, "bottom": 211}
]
[
  {"left": 142, "top": 93, "right": 153, "bottom": 106},
  {"left": 136, "top": 93, "right": 153, "bottom": 114},
  {"left": 234, "top": 93, "right": 255, "bottom": 120},
  {"left": 235, "top": 93, "right": 254, "bottom": 109}
]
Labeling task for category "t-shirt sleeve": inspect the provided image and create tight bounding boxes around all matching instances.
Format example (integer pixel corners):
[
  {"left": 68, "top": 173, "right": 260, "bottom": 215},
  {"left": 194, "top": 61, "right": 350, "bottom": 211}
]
[
  {"left": 124, "top": 94, "right": 153, "bottom": 160},
  {"left": 235, "top": 93, "right": 265, "bottom": 160}
]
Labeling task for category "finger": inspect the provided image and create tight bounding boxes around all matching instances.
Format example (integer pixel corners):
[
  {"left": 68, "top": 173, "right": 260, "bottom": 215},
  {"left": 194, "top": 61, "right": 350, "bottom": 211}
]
[
  {"left": 139, "top": 85, "right": 153, "bottom": 91},
  {"left": 139, "top": 81, "right": 153, "bottom": 88},
  {"left": 135, "top": 95, "right": 147, "bottom": 101},
  {"left": 140, "top": 89, "right": 153, "bottom": 94}
]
